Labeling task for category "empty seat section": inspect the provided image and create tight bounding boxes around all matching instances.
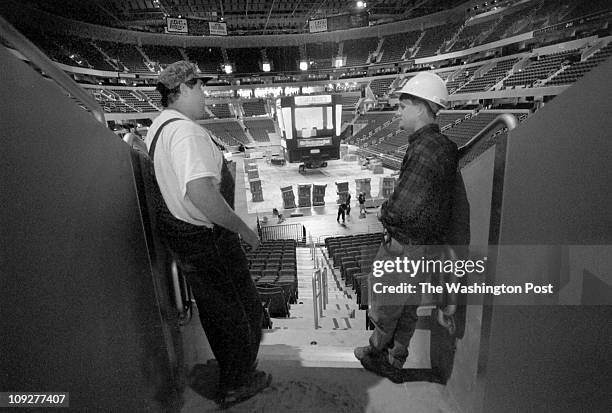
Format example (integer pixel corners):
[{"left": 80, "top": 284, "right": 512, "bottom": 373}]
[
  {"left": 244, "top": 117, "right": 275, "bottom": 142},
  {"left": 343, "top": 37, "right": 378, "bottom": 66},
  {"left": 202, "top": 120, "right": 249, "bottom": 146},
  {"left": 379, "top": 31, "right": 420, "bottom": 64}
]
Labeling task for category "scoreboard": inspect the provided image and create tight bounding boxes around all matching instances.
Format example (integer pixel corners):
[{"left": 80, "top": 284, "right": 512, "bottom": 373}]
[{"left": 276, "top": 94, "right": 342, "bottom": 167}]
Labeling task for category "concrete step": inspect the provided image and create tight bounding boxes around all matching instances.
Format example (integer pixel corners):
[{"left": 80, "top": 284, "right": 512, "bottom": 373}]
[{"left": 259, "top": 328, "right": 431, "bottom": 369}]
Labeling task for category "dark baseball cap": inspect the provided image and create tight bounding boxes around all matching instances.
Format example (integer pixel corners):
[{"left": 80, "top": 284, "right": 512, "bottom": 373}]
[{"left": 158, "top": 60, "right": 213, "bottom": 89}]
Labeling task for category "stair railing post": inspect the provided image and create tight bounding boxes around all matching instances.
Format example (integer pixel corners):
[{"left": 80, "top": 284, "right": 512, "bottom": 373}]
[
  {"left": 318, "top": 269, "right": 324, "bottom": 318},
  {"left": 322, "top": 267, "right": 328, "bottom": 309},
  {"left": 312, "top": 270, "right": 320, "bottom": 329}
]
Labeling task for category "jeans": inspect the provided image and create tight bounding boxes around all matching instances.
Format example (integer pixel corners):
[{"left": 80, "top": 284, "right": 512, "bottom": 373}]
[
  {"left": 368, "top": 240, "right": 426, "bottom": 368},
  {"left": 171, "top": 228, "right": 263, "bottom": 389}
]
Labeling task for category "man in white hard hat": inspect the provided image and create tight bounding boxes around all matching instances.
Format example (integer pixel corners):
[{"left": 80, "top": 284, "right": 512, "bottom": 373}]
[{"left": 354, "top": 72, "right": 459, "bottom": 383}]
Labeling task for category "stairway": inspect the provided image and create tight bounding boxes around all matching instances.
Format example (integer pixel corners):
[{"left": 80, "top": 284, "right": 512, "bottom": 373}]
[
  {"left": 268, "top": 247, "right": 366, "bottom": 330},
  {"left": 181, "top": 246, "right": 460, "bottom": 412}
]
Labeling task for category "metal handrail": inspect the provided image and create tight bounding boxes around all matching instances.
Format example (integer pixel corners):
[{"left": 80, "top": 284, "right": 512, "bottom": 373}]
[
  {"left": 0, "top": 15, "right": 106, "bottom": 124},
  {"left": 312, "top": 266, "right": 329, "bottom": 329},
  {"left": 458, "top": 113, "right": 518, "bottom": 156}
]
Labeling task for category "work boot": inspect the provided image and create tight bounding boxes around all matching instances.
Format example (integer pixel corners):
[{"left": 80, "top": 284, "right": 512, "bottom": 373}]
[
  {"left": 216, "top": 370, "right": 272, "bottom": 409},
  {"left": 354, "top": 346, "right": 405, "bottom": 384},
  {"left": 354, "top": 345, "right": 382, "bottom": 361}
]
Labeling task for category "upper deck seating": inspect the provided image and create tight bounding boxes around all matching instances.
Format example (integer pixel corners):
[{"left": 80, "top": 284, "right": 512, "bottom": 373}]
[
  {"left": 379, "top": 31, "right": 420, "bottom": 63},
  {"left": 445, "top": 64, "right": 484, "bottom": 94},
  {"left": 344, "top": 37, "right": 378, "bottom": 66},
  {"left": 413, "top": 22, "right": 462, "bottom": 58},
  {"left": 184, "top": 47, "right": 223, "bottom": 74},
  {"left": 305, "top": 42, "right": 337, "bottom": 69},
  {"left": 547, "top": 43, "right": 612, "bottom": 86},
  {"left": 448, "top": 20, "right": 495, "bottom": 52},
  {"left": 458, "top": 58, "right": 519, "bottom": 93},
  {"left": 97, "top": 40, "right": 150, "bottom": 73},
  {"left": 141, "top": 45, "right": 183, "bottom": 66},
  {"left": 504, "top": 49, "right": 579, "bottom": 88}
]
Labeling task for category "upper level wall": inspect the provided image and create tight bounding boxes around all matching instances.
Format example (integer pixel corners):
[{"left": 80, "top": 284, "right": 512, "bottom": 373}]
[{"left": 1, "top": 0, "right": 469, "bottom": 47}]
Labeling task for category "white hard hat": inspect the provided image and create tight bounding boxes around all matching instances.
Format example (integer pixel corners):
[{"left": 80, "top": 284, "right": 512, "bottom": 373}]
[{"left": 394, "top": 72, "right": 448, "bottom": 111}]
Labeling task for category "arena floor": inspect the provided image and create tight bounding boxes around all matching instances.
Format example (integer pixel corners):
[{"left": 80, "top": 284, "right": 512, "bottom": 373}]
[{"left": 233, "top": 148, "right": 392, "bottom": 240}]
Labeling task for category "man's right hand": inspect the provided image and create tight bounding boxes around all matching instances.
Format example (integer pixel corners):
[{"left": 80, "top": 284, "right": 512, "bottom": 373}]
[{"left": 242, "top": 228, "right": 261, "bottom": 251}]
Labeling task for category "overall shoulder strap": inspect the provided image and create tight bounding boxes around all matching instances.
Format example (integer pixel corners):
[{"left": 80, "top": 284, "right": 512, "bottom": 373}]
[{"left": 148, "top": 118, "right": 183, "bottom": 160}]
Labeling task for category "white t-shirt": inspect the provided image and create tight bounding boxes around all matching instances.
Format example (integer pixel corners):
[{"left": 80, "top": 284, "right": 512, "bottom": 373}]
[{"left": 145, "top": 109, "right": 223, "bottom": 228}]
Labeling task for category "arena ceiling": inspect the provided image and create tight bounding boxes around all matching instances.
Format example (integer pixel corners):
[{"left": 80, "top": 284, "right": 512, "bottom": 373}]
[{"left": 21, "top": 0, "right": 468, "bottom": 34}]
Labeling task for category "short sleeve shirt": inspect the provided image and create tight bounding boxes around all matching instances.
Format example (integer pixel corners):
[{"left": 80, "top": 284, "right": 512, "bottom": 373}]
[{"left": 145, "top": 109, "right": 223, "bottom": 227}]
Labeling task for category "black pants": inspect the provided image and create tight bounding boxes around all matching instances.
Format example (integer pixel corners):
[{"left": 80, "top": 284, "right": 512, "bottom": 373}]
[{"left": 169, "top": 228, "right": 263, "bottom": 389}]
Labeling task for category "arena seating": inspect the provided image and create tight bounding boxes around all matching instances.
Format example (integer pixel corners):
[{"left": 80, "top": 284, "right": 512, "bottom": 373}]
[
  {"left": 477, "top": 5, "right": 532, "bottom": 45},
  {"left": 141, "top": 90, "right": 162, "bottom": 108},
  {"left": 437, "top": 111, "right": 472, "bottom": 130},
  {"left": 111, "top": 89, "right": 158, "bottom": 112},
  {"left": 342, "top": 111, "right": 355, "bottom": 125},
  {"left": 267, "top": 46, "right": 300, "bottom": 72},
  {"left": 324, "top": 233, "right": 383, "bottom": 307},
  {"left": 442, "top": 112, "right": 501, "bottom": 147},
  {"left": 343, "top": 37, "right": 378, "bottom": 66},
  {"left": 457, "top": 58, "right": 519, "bottom": 93},
  {"left": 378, "top": 31, "right": 420, "bottom": 63},
  {"left": 227, "top": 48, "right": 262, "bottom": 73},
  {"left": 246, "top": 240, "right": 298, "bottom": 317},
  {"left": 547, "top": 42, "right": 612, "bottom": 86},
  {"left": 369, "top": 78, "right": 395, "bottom": 97},
  {"left": 184, "top": 46, "right": 224, "bottom": 74},
  {"left": 141, "top": 45, "right": 183, "bottom": 66},
  {"left": 305, "top": 41, "right": 336, "bottom": 69},
  {"left": 96, "top": 40, "right": 150, "bottom": 73},
  {"left": 202, "top": 120, "right": 249, "bottom": 146},
  {"left": 49, "top": 33, "right": 117, "bottom": 71},
  {"left": 360, "top": 118, "right": 401, "bottom": 151},
  {"left": 561, "top": 0, "right": 611, "bottom": 21},
  {"left": 244, "top": 117, "right": 275, "bottom": 142},
  {"left": 19, "top": 30, "right": 77, "bottom": 67},
  {"left": 504, "top": 49, "right": 580, "bottom": 88},
  {"left": 448, "top": 20, "right": 495, "bottom": 53},
  {"left": 348, "top": 112, "right": 396, "bottom": 145},
  {"left": 208, "top": 103, "right": 233, "bottom": 118},
  {"left": 242, "top": 99, "right": 267, "bottom": 116},
  {"left": 413, "top": 22, "right": 462, "bottom": 58},
  {"left": 341, "top": 94, "right": 360, "bottom": 110},
  {"left": 445, "top": 64, "right": 485, "bottom": 94}
]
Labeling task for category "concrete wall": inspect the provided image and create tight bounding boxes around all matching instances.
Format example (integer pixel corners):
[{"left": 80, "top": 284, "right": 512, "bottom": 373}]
[
  {"left": 481, "top": 52, "right": 612, "bottom": 412},
  {"left": 0, "top": 46, "right": 181, "bottom": 411}
]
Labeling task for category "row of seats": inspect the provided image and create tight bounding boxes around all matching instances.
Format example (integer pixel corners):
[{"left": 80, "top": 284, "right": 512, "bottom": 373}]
[
  {"left": 246, "top": 240, "right": 298, "bottom": 318},
  {"left": 504, "top": 49, "right": 579, "bottom": 88},
  {"left": 242, "top": 99, "right": 267, "bottom": 116},
  {"left": 202, "top": 120, "right": 249, "bottom": 146},
  {"left": 324, "top": 233, "right": 383, "bottom": 309},
  {"left": 244, "top": 117, "right": 275, "bottom": 142}
]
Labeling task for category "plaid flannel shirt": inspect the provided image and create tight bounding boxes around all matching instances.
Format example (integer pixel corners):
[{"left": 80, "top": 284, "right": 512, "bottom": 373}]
[{"left": 380, "top": 123, "right": 458, "bottom": 245}]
